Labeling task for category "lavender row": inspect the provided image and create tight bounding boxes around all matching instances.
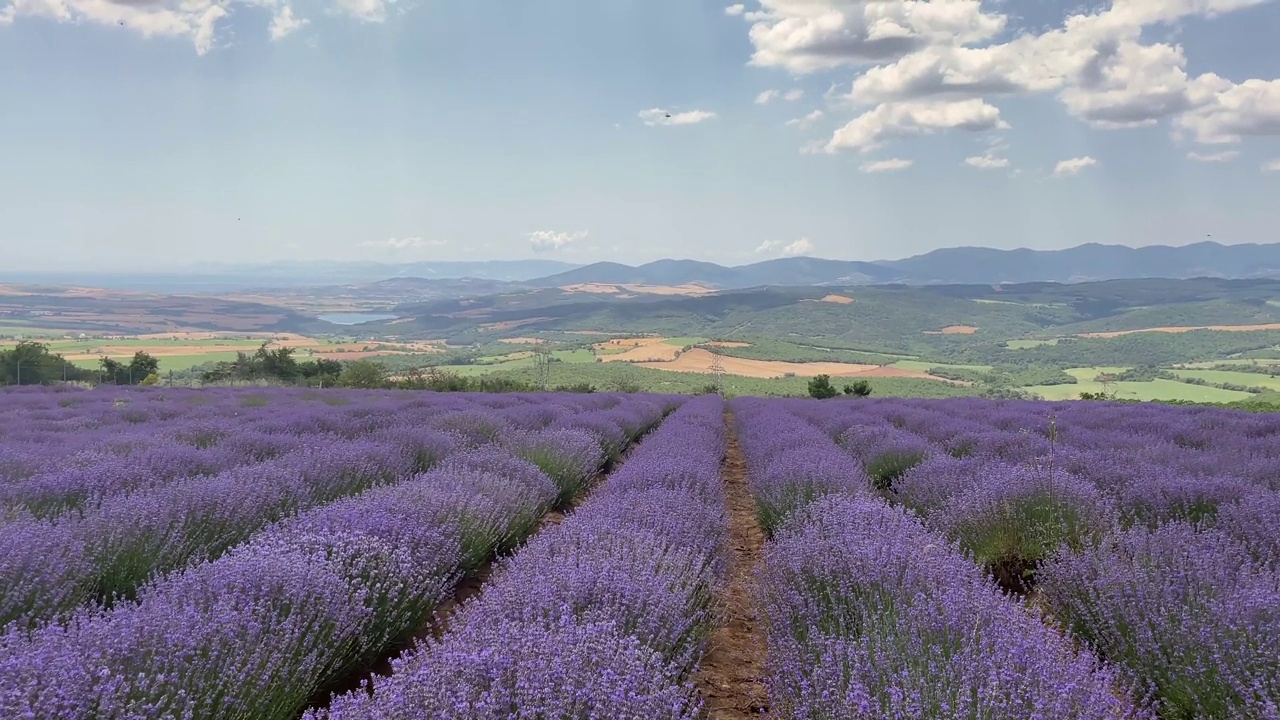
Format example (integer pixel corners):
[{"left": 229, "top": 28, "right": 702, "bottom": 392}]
[
  {"left": 731, "top": 400, "right": 1147, "bottom": 719},
  {"left": 310, "top": 395, "right": 729, "bottom": 719},
  {"left": 0, "top": 392, "right": 677, "bottom": 631},
  {"left": 0, "top": 442, "right": 587, "bottom": 719},
  {"left": 0, "top": 430, "right": 452, "bottom": 630},
  {"left": 730, "top": 397, "right": 869, "bottom": 534},
  {"left": 758, "top": 495, "right": 1145, "bottom": 719},
  {"left": 776, "top": 397, "right": 1280, "bottom": 717}
]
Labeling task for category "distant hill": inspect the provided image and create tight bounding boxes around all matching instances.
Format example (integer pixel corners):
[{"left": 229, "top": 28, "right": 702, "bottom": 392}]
[
  {"left": 879, "top": 242, "right": 1280, "bottom": 284},
  {"left": 5, "top": 260, "right": 580, "bottom": 292},
  {"left": 527, "top": 242, "right": 1280, "bottom": 289},
  {"left": 531, "top": 257, "right": 898, "bottom": 289}
]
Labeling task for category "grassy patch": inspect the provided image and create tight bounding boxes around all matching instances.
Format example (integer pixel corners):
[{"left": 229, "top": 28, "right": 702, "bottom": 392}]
[
  {"left": 1172, "top": 369, "right": 1280, "bottom": 392},
  {"left": 1025, "top": 378, "right": 1253, "bottom": 402},
  {"left": 1005, "top": 339, "right": 1060, "bottom": 349},
  {"left": 891, "top": 360, "right": 993, "bottom": 372}
]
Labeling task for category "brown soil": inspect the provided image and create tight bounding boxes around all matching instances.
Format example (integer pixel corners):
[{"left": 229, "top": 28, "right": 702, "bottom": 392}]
[
  {"left": 924, "top": 325, "right": 979, "bottom": 335},
  {"left": 694, "top": 412, "right": 770, "bottom": 719},
  {"left": 989, "top": 556, "right": 1038, "bottom": 596},
  {"left": 818, "top": 294, "right": 855, "bottom": 304},
  {"left": 639, "top": 348, "right": 877, "bottom": 379},
  {"left": 704, "top": 341, "right": 751, "bottom": 348},
  {"left": 1079, "top": 323, "right": 1280, "bottom": 338}
]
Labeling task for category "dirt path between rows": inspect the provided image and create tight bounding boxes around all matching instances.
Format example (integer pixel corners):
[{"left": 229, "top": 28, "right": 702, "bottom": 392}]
[{"left": 694, "top": 411, "right": 770, "bottom": 719}]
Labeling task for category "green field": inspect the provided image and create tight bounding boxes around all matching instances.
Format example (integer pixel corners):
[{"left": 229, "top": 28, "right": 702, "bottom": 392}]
[
  {"left": 1005, "top": 339, "right": 1060, "bottom": 349},
  {"left": 476, "top": 361, "right": 979, "bottom": 399},
  {"left": 891, "top": 360, "right": 993, "bottom": 373},
  {"left": 64, "top": 352, "right": 245, "bottom": 372},
  {"left": 1172, "top": 369, "right": 1280, "bottom": 392},
  {"left": 1025, "top": 377, "right": 1253, "bottom": 402}
]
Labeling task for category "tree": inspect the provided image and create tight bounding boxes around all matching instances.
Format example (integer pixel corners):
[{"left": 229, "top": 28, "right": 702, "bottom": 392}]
[
  {"left": 2, "top": 342, "right": 90, "bottom": 385},
  {"left": 807, "top": 374, "right": 839, "bottom": 399},
  {"left": 843, "top": 379, "right": 872, "bottom": 397},
  {"left": 100, "top": 351, "right": 160, "bottom": 385},
  {"left": 129, "top": 351, "right": 160, "bottom": 380},
  {"left": 338, "top": 359, "right": 388, "bottom": 389}
]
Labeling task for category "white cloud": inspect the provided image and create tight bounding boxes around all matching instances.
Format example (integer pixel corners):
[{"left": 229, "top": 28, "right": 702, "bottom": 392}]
[
  {"left": 860, "top": 158, "right": 913, "bottom": 172},
  {"left": 529, "top": 230, "right": 588, "bottom": 252},
  {"left": 755, "top": 237, "right": 815, "bottom": 257},
  {"left": 1053, "top": 156, "right": 1098, "bottom": 177},
  {"left": 332, "top": 0, "right": 390, "bottom": 22},
  {"left": 359, "top": 237, "right": 447, "bottom": 249},
  {"left": 745, "top": 0, "right": 1007, "bottom": 74},
  {"left": 725, "top": 3, "right": 744, "bottom": 16},
  {"left": 1174, "top": 78, "right": 1280, "bottom": 144},
  {"left": 826, "top": 99, "right": 1008, "bottom": 153},
  {"left": 1263, "top": 159, "right": 1280, "bottom": 173},
  {"left": 743, "top": 0, "right": 1280, "bottom": 153},
  {"left": 269, "top": 4, "right": 307, "bottom": 40},
  {"left": 0, "top": 0, "right": 387, "bottom": 52},
  {"left": 964, "top": 154, "right": 1010, "bottom": 169},
  {"left": 638, "top": 108, "right": 718, "bottom": 126},
  {"left": 0, "top": 0, "right": 231, "bottom": 54},
  {"left": 1186, "top": 150, "right": 1238, "bottom": 163},
  {"left": 756, "top": 88, "right": 804, "bottom": 104},
  {"left": 786, "top": 109, "right": 825, "bottom": 128}
]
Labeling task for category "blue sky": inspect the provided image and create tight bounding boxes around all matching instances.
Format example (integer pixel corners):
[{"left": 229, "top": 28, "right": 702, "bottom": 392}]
[{"left": 1, "top": 0, "right": 1278, "bottom": 271}]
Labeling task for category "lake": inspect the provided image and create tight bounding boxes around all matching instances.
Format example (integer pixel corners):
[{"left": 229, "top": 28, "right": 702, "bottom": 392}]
[{"left": 316, "top": 313, "right": 398, "bottom": 325}]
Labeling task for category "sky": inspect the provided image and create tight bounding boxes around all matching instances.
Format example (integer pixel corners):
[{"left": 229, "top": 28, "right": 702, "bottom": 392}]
[{"left": 1, "top": 0, "right": 1278, "bottom": 271}]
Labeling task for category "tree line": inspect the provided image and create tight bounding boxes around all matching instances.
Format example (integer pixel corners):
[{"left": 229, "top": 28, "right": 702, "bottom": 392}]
[{"left": 1, "top": 342, "right": 161, "bottom": 386}]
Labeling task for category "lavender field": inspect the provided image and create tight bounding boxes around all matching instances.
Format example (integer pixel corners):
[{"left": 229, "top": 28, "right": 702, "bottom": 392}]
[{"left": 1, "top": 387, "right": 1278, "bottom": 719}]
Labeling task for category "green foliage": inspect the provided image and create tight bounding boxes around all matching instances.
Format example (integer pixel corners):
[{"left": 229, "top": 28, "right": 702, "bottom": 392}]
[
  {"left": 0, "top": 341, "right": 95, "bottom": 385},
  {"left": 99, "top": 352, "right": 161, "bottom": 386},
  {"left": 843, "top": 380, "right": 872, "bottom": 397},
  {"left": 337, "top": 359, "right": 389, "bottom": 389},
  {"left": 200, "top": 343, "right": 340, "bottom": 386},
  {"left": 807, "top": 374, "right": 839, "bottom": 399}
]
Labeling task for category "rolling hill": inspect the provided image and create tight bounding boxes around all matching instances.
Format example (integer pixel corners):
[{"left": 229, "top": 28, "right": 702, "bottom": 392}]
[{"left": 529, "top": 242, "right": 1280, "bottom": 289}]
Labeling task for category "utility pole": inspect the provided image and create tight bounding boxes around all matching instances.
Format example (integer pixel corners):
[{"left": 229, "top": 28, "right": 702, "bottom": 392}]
[
  {"left": 15, "top": 359, "right": 20, "bottom": 386},
  {"left": 709, "top": 351, "right": 725, "bottom": 395}
]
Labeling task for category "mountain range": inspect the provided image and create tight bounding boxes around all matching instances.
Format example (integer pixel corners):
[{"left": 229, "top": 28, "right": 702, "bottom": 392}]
[
  {"left": 7, "top": 242, "right": 1280, "bottom": 293},
  {"left": 531, "top": 242, "right": 1280, "bottom": 289}
]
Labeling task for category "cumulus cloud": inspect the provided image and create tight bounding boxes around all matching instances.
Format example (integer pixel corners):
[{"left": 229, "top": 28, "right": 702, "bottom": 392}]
[
  {"left": 1263, "top": 159, "right": 1280, "bottom": 173},
  {"left": 860, "top": 158, "right": 913, "bottom": 172},
  {"left": 756, "top": 237, "right": 815, "bottom": 257},
  {"left": 529, "top": 230, "right": 588, "bottom": 252},
  {"left": 1187, "top": 150, "right": 1238, "bottom": 163},
  {"left": 359, "top": 237, "right": 447, "bottom": 249},
  {"left": 964, "top": 154, "right": 1010, "bottom": 169},
  {"left": 638, "top": 108, "right": 718, "bottom": 126},
  {"left": 1053, "top": 156, "right": 1098, "bottom": 177},
  {"left": 786, "top": 109, "right": 825, "bottom": 128},
  {"left": 725, "top": 3, "right": 744, "bottom": 16},
  {"left": 742, "top": 0, "right": 1280, "bottom": 154},
  {"left": 745, "top": 0, "right": 1006, "bottom": 74},
  {"left": 826, "top": 99, "right": 1008, "bottom": 153}
]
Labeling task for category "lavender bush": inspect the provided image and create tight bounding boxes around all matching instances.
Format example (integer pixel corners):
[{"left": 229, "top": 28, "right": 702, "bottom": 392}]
[
  {"left": 1040, "top": 523, "right": 1280, "bottom": 720},
  {"left": 758, "top": 495, "right": 1146, "bottom": 720}
]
